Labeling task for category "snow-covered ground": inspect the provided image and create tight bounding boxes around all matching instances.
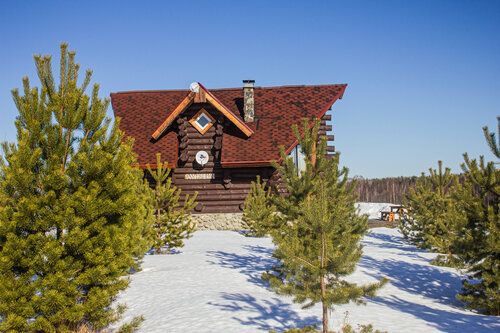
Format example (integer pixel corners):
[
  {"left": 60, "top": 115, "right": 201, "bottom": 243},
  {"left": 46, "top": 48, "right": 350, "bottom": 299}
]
[
  {"left": 356, "top": 202, "right": 395, "bottom": 219},
  {"left": 114, "top": 228, "right": 500, "bottom": 332}
]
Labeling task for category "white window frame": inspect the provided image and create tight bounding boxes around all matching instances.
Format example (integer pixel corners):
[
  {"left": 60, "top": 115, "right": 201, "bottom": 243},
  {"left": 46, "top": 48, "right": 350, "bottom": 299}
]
[{"left": 288, "top": 144, "right": 306, "bottom": 175}]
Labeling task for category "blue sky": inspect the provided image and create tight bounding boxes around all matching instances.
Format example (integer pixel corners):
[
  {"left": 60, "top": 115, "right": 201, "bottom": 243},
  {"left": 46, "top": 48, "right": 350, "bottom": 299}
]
[{"left": 1, "top": 0, "right": 499, "bottom": 178}]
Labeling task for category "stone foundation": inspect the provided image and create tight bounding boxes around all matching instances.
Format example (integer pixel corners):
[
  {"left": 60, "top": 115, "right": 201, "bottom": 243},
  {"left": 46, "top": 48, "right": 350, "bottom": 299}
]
[{"left": 189, "top": 213, "right": 247, "bottom": 230}]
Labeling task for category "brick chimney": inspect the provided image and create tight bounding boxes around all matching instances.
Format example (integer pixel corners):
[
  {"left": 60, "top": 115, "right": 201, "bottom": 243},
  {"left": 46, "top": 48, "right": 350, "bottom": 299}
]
[{"left": 243, "top": 79, "right": 255, "bottom": 122}]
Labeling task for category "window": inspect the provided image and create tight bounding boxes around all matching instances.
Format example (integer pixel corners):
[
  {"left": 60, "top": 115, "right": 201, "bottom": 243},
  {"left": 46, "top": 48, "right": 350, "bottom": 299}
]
[
  {"left": 189, "top": 109, "right": 216, "bottom": 134},
  {"left": 288, "top": 145, "right": 306, "bottom": 174},
  {"left": 197, "top": 113, "right": 211, "bottom": 128}
]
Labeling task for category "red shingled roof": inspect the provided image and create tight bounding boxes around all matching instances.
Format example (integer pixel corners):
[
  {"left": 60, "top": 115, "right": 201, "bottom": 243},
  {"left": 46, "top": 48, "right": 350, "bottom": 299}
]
[{"left": 111, "top": 84, "right": 347, "bottom": 167}]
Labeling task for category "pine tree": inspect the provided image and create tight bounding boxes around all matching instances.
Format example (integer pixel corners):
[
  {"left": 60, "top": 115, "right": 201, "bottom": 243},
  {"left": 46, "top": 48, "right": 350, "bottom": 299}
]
[
  {"left": 454, "top": 152, "right": 500, "bottom": 315},
  {"left": 400, "top": 161, "right": 465, "bottom": 267},
  {"left": 146, "top": 153, "right": 197, "bottom": 253},
  {"left": 242, "top": 175, "right": 278, "bottom": 237},
  {"left": 0, "top": 43, "right": 150, "bottom": 331},
  {"left": 403, "top": 119, "right": 500, "bottom": 315},
  {"left": 249, "top": 119, "right": 388, "bottom": 333},
  {"left": 483, "top": 116, "right": 500, "bottom": 158},
  {"left": 133, "top": 178, "right": 156, "bottom": 257}
]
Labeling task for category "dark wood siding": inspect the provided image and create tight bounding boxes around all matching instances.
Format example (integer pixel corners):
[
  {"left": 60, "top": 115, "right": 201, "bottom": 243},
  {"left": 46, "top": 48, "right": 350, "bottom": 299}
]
[
  {"left": 169, "top": 104, "right": 272, "bottom": 213},
  {"left": 147, "top": 108, "right": 335, "bottom": 214},
  {"left": 319, "top": 112, "right": 335, "bottom": 158}
]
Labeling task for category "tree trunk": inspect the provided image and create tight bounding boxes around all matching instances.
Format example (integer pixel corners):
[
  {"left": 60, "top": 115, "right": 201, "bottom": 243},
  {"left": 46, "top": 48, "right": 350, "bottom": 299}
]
[
  {"left": 321, "top": 232, "right": 328, "bottom": 333},
  {"left": 57, "top": 227, "right": 63, "bottom": 245},
  {"left": 322, "top": 300, "right": 328, "bottom": 333},
  {"left": 156, "top": 202, "right": 161, "bottom": 253}
]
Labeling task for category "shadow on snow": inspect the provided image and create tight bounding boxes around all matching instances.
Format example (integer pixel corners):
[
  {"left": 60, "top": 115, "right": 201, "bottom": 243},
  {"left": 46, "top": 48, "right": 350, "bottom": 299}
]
[
  {"left": 363, "top": 231, "right": 431, "bottom": 261},
  {"left": 360, "top": 230, "right": 463, "bottom": 307},
  {"left": 204, "top": 231, "right": 498, "bottom": 331},
  {"left": 206, "top": 245, "right": 277, "bottom": 287},
  {"left": 371, "top": 295, "right": 500, "bottom": 332},
  {"left": 360, "top": 255, "right": 463, "bottom": 306},
  {"left": 206, "top": 245, "right": 320, "bottom": 330},
  {"left": 208, "top": 293, "right": 320, "bottom": 332},
  {"left": 360, "top": 231, "right": 499, "bottom": 331}
]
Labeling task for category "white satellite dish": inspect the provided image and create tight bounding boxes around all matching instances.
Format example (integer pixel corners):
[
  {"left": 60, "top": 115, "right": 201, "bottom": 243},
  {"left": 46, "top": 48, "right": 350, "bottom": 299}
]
[
  {"left": 189, "top": 82, "right": 200, "bottom": 93},
  {"left": 195, "top": 151, "right": 209, "bottom": 166}
]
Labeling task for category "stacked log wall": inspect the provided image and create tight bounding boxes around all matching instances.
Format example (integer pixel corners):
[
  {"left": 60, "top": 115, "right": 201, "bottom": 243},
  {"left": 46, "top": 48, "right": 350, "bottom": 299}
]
[
  {"left": 170, "top": 104, "right": 273, "bottom": 213},
  {"left": 319, "top": 112, "right": 334, "bottom": 157},
  {"left": 147, "top": 108, "right": 335, "bottom": 214}
]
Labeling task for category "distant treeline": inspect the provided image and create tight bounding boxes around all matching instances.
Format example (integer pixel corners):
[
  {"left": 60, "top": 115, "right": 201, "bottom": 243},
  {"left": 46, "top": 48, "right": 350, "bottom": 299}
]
[
  {"left": 350, "top": 176, "right": 418, "bottom": 204},
  {"left": 350, "top": 174, "right": 473, "bottom": 204}
]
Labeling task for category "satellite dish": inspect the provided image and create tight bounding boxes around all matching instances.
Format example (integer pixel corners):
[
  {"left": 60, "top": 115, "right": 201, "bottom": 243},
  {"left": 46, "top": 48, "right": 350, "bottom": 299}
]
[
  {"left": 189, "top": 82, "right": 200, "bottom": 93},
  {"left": 195, "top": 151, "right": 209, "bottom": 166}
]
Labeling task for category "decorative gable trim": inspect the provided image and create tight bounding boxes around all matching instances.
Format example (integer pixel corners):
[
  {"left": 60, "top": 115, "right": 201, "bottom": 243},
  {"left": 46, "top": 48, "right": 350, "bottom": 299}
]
[
  {"left": 198, "top": 83, "right": 254, "bottom": 137},
  {"left": 151, "top": 83, "right": 253, "bottom": 140},
  {"left": 151, "top": 91, "right": 196, "bottom": 140}
]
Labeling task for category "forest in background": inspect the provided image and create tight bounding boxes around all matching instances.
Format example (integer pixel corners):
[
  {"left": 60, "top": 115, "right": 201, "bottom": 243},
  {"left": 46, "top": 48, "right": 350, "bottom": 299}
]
[
  {"left": 351, "top": 176, "right": 418, "bottom": 204},
  {"left": 352, "top": 174, "right": 471, "bottom": 204}
]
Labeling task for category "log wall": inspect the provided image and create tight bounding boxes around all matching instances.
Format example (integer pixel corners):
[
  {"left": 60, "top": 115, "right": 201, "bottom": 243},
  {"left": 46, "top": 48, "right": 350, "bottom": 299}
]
[
  {"left": 319, "top": 113, "right": 335, "bottom": 157},
  {"left": 170, "top": 104, "right": 274, "bottom": 213},
  {"left": 147, "top": 107, "right": 334, "bottom": 214}
]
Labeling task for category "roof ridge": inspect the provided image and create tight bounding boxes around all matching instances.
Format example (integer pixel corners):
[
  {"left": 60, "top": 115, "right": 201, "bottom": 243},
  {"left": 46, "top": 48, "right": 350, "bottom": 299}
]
[
  {"left": 258, "top": 83, "right": 346, "bottom": 90},
  {"left": 111, "top": 83, "right": 347, "bottom": 95},
  {"left": 111, "top": 89, "right": 190, "bottom": 95}
]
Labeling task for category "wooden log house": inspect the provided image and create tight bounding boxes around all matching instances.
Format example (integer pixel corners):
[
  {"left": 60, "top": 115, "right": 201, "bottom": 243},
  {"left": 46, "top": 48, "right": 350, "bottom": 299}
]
[{"left": 111, "top": 81, "right": 347, "bottom": 214}]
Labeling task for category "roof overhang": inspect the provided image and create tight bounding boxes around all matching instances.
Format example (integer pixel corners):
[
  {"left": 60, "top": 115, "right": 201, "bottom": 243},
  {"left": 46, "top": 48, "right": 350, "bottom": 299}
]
[
  {"left": 133, "top": 163, "right": 176, "bottom": 170},
  {"left": 221, "top": 161, "right": 273, "bottom": 168},
  {"left": 277, "top": 83, "right": 347, "bottom": 164}
]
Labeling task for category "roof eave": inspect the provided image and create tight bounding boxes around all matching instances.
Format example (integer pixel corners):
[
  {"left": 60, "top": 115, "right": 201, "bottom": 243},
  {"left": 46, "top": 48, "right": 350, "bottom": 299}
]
[
  {"left": 278, "top": 84, "right": 347, "bottom": 163},
  {"left": 221, "top": 160, "right": 273, "bottom": 168}
]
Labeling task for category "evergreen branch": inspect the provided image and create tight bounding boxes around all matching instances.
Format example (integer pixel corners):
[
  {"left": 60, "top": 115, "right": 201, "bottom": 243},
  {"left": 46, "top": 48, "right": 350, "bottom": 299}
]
[
  {"left": 61, "top": 129, "right": 72, "bottom": 172},
  {"left": 292, "top": 255, "right": 316, "bottom": 268},
  {"left": 36, "top": 172, "right": 46, "bottom": 196},
  {"left": 74, "top": 129, "right": 91, "bottom": 157},
  {"left": 482, "top": 116, "right": 500, "bottom": 159}
]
